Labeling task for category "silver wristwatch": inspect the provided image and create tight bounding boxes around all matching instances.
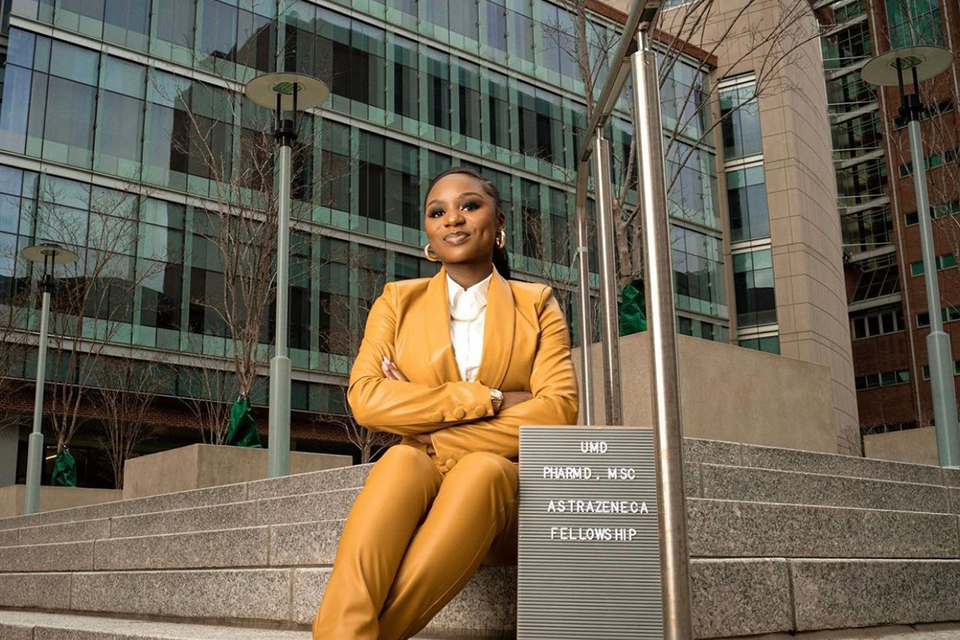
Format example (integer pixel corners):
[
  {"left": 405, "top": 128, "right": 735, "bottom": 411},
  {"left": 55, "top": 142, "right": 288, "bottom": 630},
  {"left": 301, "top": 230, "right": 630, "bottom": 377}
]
[{"left": 490, "top": 388, "right": 504, "bottom": 413}]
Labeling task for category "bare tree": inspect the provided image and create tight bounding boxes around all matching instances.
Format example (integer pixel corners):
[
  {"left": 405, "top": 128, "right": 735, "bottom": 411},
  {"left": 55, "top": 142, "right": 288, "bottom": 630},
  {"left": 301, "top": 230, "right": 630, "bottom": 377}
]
[
  {"left": 149, "top": 55, "right": 352, "bottom": 430},
  {"left": 314, "top": 244, "right": 399, "bottom": 462},
  {"left": 92, "top": 356, "right": 165, "bottom": 489},
  {"left": 31, "top": 184, "right": 161, "bottom": 457},
  {"left": 541, "top": 0, "right": 826, "bottom": 287},
  {"left": 178, "top": 348, "right": 243, "bottom": 445}
]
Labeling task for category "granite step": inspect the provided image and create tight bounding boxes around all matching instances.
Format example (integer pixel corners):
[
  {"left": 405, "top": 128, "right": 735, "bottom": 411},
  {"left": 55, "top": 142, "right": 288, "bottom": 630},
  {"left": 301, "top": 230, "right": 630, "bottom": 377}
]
[
  {"left": 687, "top": 439, "right": 949, "bottom": 486},
  {"left": 4, "top": 493, "right": 959, "bottom": 563},
  {"left": 0, "top": 485, "right": 363, "bottom": 548},
  {"left": 3, "top": 612, "right": 960, "bottom": 640},
  {"left": 0, "top": 464, "right": 373, "bottom": 531},
  {"left": 0, "top": 566, "right": 517, "bottom": 637},
  {"left": 3, "top": 559, "right": 960, "bottom": 638},
  {"left": 0, "top": 438, "right": 950, "bottom": 532},
  {"left": 698, "top": 464, "right": 957, "bottom": 513}
]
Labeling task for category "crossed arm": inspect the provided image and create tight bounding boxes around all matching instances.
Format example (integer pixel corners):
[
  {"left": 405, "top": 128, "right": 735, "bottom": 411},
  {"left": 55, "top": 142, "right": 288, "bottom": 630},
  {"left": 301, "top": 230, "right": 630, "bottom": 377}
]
[{"left": 346, "top": 283, "right": 579, "bottom": 463}]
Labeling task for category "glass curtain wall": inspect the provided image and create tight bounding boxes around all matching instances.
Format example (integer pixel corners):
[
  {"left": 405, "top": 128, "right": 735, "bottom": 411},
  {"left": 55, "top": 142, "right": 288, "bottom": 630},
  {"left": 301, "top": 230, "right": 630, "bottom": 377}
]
[{"left": 720, "top": 75, "right": 778, "bottom": 353}]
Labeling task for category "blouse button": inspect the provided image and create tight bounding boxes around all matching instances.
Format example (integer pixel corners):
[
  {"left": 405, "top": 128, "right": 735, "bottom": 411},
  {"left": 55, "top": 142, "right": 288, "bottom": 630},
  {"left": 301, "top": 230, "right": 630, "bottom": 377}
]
[
  {"left": 445, "top": 459, "right": 457, "bottom": 469},
  {"left": 430, "top": 412, "right": 443, "bottom": 423},
  {"left": 474, "top": 405, "right": 488, "bottom": 417},
  {"left": 452, "top": 407, "right": 466, "bottom": 420}
]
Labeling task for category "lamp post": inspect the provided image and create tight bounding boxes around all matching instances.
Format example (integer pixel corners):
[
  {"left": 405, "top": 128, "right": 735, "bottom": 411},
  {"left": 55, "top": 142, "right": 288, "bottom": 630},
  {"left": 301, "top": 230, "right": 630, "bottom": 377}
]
[
  {"left": 863, "top": 46, "right": 959, "bottom": 468},
  {"left": 244, "top": 73, "right": 328, "bottom": 478},
  {"left": 21, "top": 243, "right": 78, "bottom": 515}
]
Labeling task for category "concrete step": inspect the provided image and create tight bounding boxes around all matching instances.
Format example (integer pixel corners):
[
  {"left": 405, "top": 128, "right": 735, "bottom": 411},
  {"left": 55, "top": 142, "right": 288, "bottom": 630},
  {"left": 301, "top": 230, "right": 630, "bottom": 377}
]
[
  {"left": 0, "top": 464, "right": 372, "bottom": 532},
  {"left": 688, "top": 499, "right": 960, "bottom": 559},
  {"left": 0, "top": 566, "right": 516, "bottom": 637},
  {"left": 0, "top": 438, "right": 950, "bottom": 533},
  {"left": 3, "top": 612, "right": 960, "bottom": 640},
  {"left": 0, "top": 486, "right": 364, "bottom": 548},
  {"left": 2, "top": 559, "right": 960, "bottom": 638},
  {"left": 699, "top": 464, "right": 957, "bottom": 513},
  {"left": 4, "top": 495, "right": 958, "bottom": 566}
]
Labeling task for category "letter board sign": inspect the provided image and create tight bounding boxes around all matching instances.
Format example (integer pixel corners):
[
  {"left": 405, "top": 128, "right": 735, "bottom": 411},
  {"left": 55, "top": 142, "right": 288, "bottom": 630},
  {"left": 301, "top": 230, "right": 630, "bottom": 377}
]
[{"left": 517, "top": 426, "right": 661, "bottom": 638}]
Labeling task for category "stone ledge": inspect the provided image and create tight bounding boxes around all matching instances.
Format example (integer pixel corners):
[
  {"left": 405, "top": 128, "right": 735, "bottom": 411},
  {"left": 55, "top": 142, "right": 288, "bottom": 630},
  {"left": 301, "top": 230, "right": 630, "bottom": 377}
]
[{"left": 701, "top": 465, "right": 952, "bottom": 513}]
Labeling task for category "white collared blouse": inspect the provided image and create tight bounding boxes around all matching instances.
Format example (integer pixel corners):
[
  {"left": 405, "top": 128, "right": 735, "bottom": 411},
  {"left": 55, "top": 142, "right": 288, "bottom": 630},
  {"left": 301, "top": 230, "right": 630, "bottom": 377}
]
[{"left": 446, "top": 271, "right": 492, "bottom": 383}]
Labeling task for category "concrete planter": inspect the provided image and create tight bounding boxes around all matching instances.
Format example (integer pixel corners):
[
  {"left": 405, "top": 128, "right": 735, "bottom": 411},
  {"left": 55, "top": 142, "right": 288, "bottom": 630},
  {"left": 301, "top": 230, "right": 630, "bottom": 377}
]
[
  {"left": 122, "top": 444, "right": 353, "bottom": 500},
  {"left": 573, "top": 332, "right": 838, "bottom": 453},
  {"left": 865, "top": 427, "right": 938, "bottom": 466},
  {"left": 0, "top": 485, "right": 122, "bottom": 518}
]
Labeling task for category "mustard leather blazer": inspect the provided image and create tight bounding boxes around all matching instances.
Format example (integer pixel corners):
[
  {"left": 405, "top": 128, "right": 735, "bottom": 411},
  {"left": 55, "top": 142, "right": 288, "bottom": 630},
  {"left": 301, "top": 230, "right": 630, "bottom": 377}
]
[{"left": 347, "top": 265, "right": 579, "bottom": 472}]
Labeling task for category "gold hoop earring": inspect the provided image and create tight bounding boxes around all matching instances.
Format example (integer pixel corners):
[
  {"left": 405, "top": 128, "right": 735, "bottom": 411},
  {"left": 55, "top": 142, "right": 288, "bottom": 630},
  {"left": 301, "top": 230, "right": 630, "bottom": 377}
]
[
  {"left": 424, "top": 243, "right": 440, "bottom": 262},
  {"left": 496, "top": 228, "right": 506, "bottom": 250}
]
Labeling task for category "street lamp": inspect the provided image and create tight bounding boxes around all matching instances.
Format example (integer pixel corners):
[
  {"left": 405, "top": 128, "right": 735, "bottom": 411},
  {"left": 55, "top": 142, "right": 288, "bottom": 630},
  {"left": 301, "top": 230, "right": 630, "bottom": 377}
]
[
  {"left": 20, "top": 243, "right": 78, "bottom": 514},
  {"left": 244, "top": 73, "right": 328, "bottom": 478},
  {"left": 863, "top": 46, "right": 958, "bottom": 468}
]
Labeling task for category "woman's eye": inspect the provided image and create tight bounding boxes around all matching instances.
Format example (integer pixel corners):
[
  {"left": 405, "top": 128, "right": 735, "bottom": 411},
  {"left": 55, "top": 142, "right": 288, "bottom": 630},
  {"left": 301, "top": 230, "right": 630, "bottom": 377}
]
[
  {"left": 428, "top": 208, "right": 444, "bottom": 217},
  {"left": 461, "top": 201, "right": 480, "bottom": 211}
]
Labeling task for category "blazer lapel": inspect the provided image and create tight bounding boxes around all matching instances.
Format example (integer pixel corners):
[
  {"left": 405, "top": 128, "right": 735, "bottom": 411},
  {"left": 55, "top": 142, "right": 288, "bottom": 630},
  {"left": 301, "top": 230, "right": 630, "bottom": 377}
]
[
  {"left": 477, "top": 266, "right": 515, "bottom": 390},
  {"left": 422, "top": 266, "right": 462, "bottom": 384}
]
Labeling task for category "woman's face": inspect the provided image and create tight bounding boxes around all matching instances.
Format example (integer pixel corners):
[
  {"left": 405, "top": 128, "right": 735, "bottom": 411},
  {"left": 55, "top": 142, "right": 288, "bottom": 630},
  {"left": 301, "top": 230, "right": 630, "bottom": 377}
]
[{"left": 425, "top": 173, "right": 503, "bottom": 267}]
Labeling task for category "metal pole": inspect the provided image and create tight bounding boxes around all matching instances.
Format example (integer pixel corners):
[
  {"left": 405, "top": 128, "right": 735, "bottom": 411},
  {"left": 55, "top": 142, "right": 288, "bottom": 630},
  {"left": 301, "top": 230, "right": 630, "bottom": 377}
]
[
  {"left": 632, "top": 31, "right": 693, "bottom": 639},
  {"left": 909, "top": 118, "right": 960, "bottom": 467},
  {"left": 593, "top": 135, "right": 623, "bottom": 424},
  {"left": 267, "top": 136, "right": 293, "bottom": 479},
  {"left": 574, "top": 165, "right": 595, "bottom": 426},
  {"left": 23, "top": 287, "right": 51, "bottom": 515}
]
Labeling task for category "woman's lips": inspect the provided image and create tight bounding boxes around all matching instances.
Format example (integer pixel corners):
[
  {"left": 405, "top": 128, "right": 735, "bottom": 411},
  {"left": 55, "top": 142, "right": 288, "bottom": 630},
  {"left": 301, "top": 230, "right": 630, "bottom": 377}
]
[{"left": 443, "top": 232, "right": 471, "bottom": 245}]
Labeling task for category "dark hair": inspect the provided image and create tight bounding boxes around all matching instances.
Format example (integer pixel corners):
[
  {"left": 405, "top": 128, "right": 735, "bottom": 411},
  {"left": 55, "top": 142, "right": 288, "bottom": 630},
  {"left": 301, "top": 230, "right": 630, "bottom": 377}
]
[{"left": 425, "top": 166, "right": 511, "bottom": 280}]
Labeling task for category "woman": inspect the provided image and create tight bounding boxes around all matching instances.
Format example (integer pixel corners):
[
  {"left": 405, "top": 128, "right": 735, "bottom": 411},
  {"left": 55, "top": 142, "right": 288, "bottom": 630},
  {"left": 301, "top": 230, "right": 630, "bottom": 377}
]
[{"left": 313, "top": 167, "right": 579, "bottom": 639}]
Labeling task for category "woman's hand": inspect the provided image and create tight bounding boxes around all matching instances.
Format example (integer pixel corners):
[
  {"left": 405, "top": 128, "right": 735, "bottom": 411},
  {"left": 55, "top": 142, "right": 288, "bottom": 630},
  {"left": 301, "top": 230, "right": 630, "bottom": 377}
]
[
  {"left": 381, "top": 357, "right": 408, "bottom": 382},
  {"left": 501, "top": 390, "right": 533, "bottom": 411}
]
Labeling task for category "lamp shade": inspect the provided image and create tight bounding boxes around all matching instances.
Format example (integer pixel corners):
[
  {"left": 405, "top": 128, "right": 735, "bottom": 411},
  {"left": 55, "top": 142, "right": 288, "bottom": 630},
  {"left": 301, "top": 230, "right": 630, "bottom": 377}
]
[{"left": 244, "top": 73, "right": 329, "bottom": 111}]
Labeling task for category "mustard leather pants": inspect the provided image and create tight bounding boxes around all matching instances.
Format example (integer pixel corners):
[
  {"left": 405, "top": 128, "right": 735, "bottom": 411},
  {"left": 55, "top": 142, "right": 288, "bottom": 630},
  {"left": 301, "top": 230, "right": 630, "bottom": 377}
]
[{"left": 313, "top": 444, "right": 519, "bottom": 640}]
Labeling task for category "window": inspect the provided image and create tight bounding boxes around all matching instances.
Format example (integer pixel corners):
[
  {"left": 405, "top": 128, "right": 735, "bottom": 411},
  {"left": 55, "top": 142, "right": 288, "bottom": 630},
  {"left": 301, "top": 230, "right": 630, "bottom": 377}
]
[
  {"left": 507, "top": 0, "right": 534, "bottom": 64},
  {"left": 103, "top": 0, "right": 149, "bottom": 50},
  {"left": 358, "top": 131, "right": 385, "bottom": 222},
  {"left": 719, "top": 82, "right": 762, "bottom": 160},
  {"left": 482, "top": 0, "right": 508, "bottom": 53},
  {"left": 392, "top": 35, "right": 418, "bottom": 121},
  {"left": 520, "top": 179, "right": 541, "bottom": 258},
  {"left": 726, "top": 165, "right": 769, "bottom": 241},
  {"left": 855, "top": 368, "right": 910, "bottom": 390},
  {"left": 733, "top": 249, "right": 776, "bottom": 327},
  {"left": 836, "top": 157, "right": 887, "bottom": 206},
  {"left": 910, "top": 254, "right": 957, "bottom": 276},
  {"left": 486, "top": 69, "right": 510, "bottom": 149},
  {"left": 852, "top": 306, "right": 904, "bottom": 339},
  {"left": 842, "top": 206, "right": 892, "bottom": 253},
  {"left": 666, "top": 141, "right": 719, "bottom": 229},
  {"left": 905, "top": 200, "right": 960, "bottom": 226},
  {"left": 425, "top": 48, "right": 450, "bottom": 131},
  {"left": 457, "top": 60, "right": 482, "bottom": 141},
  {"left": 153, "top": 0, "right": 195, "bottom": 63},
  {"left": 740, "top": 336, "right": 780, "bottom": 354},
  {"left": 671, "top": 225, "right": 727, "bottom": 318},
  {"left": 886, "top": 0, "right": 943, "bottom": 48},
  {"left": 321, "top": 122, "right": 350, "bottom": 212},
  {"left": 96, "top": 57, "right": 145, "bottom": 178},
  {"left": 851, "top": 255, "right": 900, "bottom": 302},
  {"left": 449, "top": 0, "right": 479, "bottom": 40},
  {"left": 384, "top": 139, "right": 420, "bottom": 228},
  {"left": 916, "top": 305, "right": 960, "bottom": 328}
]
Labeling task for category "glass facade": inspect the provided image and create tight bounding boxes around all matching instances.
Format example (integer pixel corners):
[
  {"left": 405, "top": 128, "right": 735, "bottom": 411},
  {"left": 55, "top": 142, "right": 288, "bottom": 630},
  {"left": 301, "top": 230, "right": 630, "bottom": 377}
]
[
  {"left": 720, "top": 76, "right": 776, "bottom": 343},
  {"left": 0, "top": 0, "right": 654, "bottom": 426},
  {"left": 0, "top": 0, "right": 741, "bottom": 460},
  {"left": 733, "top": 249, "right": 777, "bottom": 328}
]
